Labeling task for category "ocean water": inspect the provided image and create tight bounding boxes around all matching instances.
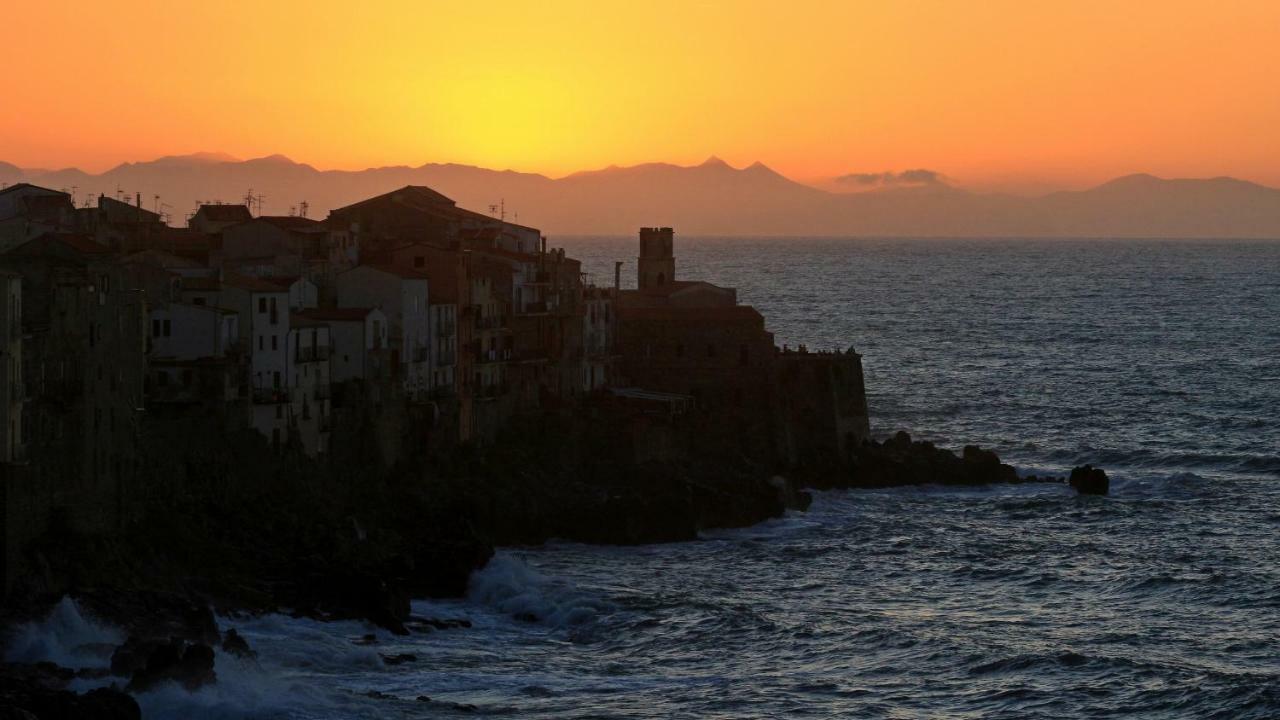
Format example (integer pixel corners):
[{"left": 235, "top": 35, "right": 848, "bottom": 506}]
[{"left": 8, "top": 238, "right": 1280, "bottom": 718}]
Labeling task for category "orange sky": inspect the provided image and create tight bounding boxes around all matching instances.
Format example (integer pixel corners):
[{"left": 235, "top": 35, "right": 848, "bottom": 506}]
[{"left": 2, "top": 1, "right": 1279, "bottom": 192}]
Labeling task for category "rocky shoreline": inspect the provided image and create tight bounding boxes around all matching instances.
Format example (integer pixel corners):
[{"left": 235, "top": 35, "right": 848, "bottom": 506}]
[{"left": 0, "top": 426, "right": 1108, "bottom": 718}]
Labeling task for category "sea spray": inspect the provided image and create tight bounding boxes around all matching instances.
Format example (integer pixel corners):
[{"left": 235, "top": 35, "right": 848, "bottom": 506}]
[{"left": 3, "top": 596, "right": 123, "bottom": 669}]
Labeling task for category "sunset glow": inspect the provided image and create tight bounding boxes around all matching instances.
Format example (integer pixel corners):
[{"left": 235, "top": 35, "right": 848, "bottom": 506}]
[{"left": 4, "top": 1, "right": 1279, "bottom": 190}]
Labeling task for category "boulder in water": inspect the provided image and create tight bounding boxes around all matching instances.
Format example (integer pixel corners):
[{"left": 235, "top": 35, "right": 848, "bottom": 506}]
[
  {"left": 221, "top": 628, "right": 256, "bottom": 659},
  {"left": 1069, "top": 465, "right": 1110, "bottom": 495}
]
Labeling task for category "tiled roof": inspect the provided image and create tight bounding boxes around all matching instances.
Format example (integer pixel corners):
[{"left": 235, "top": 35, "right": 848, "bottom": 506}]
[
  {"left": 358, "top": 264, "right": 431, "bottom": 280},
  {"left": 295, "top": 307, "right": 377, "bottom": 322},
  {"left": 222, "top": 272, "right": 287, "bottom": 293}
]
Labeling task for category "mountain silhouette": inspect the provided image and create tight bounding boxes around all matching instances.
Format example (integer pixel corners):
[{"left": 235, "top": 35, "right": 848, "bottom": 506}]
[{"left": 3, "top": 155, "right": 1279, "bottom": 237}]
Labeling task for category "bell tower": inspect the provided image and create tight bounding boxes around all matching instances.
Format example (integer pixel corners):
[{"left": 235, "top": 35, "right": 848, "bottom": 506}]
[{"left": 638, "top": 227, "right": 675, "bottom": 290}]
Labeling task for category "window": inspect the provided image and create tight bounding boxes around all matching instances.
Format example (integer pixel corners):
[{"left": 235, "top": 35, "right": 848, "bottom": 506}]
[
  {"left": 414, "top": 256, "right": 425, "bottom": 268},
  {"left": 258, "top": 298, "right": 267, "bottom": 313},
  {"left": 273, "top": 371, "right": 281, "bottom": 389},
  {"left": 163, "top": 319, "right": 171, "bottom": 337},
  {"left": 152, "top": 319, "right": 161, "bottom": 337},
  {"left": 676, "top": 343, "right": 685, "bottom": 358},
  {"left": 193, "top": 297, "right": 206, "bottom": 306},
  {"left": 739, "top": 344, "right": 749, "bottom": 366},
  {"left": 271, "top": 335, "right": 278, "bottom": 351},
  {"left": 258, "top": 335, "right": 264, "bottom": 351}
]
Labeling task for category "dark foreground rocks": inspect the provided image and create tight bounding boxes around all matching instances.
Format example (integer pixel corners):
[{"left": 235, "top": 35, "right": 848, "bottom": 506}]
[
  {"left": 811, "top": 431, "right": 1110, "bottom": 495},
  {"left": 1069, "top": 465, "right": 1111, "bottom": 495},
  {"left": 0, "top": 663, "right": 140, "bottom": 720},
  {"left": 827, "top": 431, "right": 1020, "bottom": 489}
]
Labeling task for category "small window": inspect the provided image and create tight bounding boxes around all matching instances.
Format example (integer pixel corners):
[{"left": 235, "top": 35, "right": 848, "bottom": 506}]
[
  {"left": 258, "top": 298, "right": 267, "bottom": 313},
  {"left": 163, "top": 319, "right": 171, "bottom": 337},
  {"left": 152, "top": 319, "right": 161, "bottom": 337},
  {"left": 271, "top": 335, "right": 278, "bottom": 351}
]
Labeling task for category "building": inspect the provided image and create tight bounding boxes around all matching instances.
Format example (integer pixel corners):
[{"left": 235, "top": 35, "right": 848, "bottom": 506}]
[
  {"left": 428, "top": 295, "right": 458, "bottom": 397},
  {"left": 286, "top": 316, "right": 332, "bottom": 456},
  {"left": 0, "top": 184, "right": 77, "bottom": 252},
  {"left": 335, "top": 265, "right": 431, "bottom": 397},
  {"left": 0, "top": 271, "right": 22, "bottom": 462},
  {"left": 581, "top": 285, "right": 615, "bottom": 392},
  {"left": 189, "top": 204, "right": 253, "bottom": 235},
  {"left": 293, "top": 307, "right": 388, "bottom": 385},
  {"left": 637, "top": 227, "right": 676, "bottom": 290},
  {"left": 146, "top": 303, "right": 243, "bottom": 409},
  {"left": 219, "top": 273, "right": 291, "bottom": 448},
  {"left": 220, "top": 216, "right": 334, "bottom": 287}
]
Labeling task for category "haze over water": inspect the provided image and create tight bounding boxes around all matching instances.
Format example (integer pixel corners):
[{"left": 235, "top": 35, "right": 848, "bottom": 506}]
[{"left": 14, "top": 238, "right": 1280, "bottom": 718}]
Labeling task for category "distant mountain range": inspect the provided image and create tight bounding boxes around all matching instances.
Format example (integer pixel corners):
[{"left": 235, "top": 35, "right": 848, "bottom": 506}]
[{"left": 4, "top": 154, "right": 1280, "bottom": 238}]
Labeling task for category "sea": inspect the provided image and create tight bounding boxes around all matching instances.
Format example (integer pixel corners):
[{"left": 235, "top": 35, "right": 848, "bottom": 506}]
[{"left": 7, "top": 238, "right": 1279, "bottom": 718}]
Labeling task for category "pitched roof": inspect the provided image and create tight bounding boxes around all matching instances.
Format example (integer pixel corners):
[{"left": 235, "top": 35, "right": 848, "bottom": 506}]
[
  {"left": 295, "top": 307, "right": 378, "bottom": 322},
  {"left": 353, "top": 264, "right": 431, "bottom": 280},
  {"left": 254, "top": 215, "right": 326, "bottom": 232},
  {"left": 6, "top": 232, "right": 112, "bottom": 258},
  {"left": 330, "top": 185, "right": 456, "bottom": 216},
  {"left": 222, "top": 272, "right": 288, "bottom": 293},
  {"left": 194, "top": 204, "right": 253, "bottom": 222},
  {"left": 179, "top": 276, "right": 221, "bottom": 291}
]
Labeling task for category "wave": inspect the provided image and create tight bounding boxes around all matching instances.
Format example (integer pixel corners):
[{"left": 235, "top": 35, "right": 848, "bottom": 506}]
[
  {"left": 3, "top": 596, "right": 122, "bottom": 669},
  {"left": 467, "top": 552, "right": 613, "bottom": 629}
]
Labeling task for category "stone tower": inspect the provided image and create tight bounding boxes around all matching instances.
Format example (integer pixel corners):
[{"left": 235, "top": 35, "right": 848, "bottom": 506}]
[{"left": 637, "top": 227, "right": 675, "bottom": 290}]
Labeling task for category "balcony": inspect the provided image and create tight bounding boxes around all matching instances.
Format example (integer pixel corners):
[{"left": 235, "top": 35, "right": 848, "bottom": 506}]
[
  {"left": 476, "top": 348, "right": 511, "bottom": 364},
  {"left": 252, "top": 387, "right": 288, "bottom": 404}
]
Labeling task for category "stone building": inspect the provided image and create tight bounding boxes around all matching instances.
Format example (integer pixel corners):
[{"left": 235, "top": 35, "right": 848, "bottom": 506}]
[
  {"left": 335, "top": 264, "right": 432, "bottom": 398},
  {"left": 188, "top": 203, "right": 252, "bottom": 235},
  {"left": 0, "top": 271, "right": 22, "bottom": 462}
]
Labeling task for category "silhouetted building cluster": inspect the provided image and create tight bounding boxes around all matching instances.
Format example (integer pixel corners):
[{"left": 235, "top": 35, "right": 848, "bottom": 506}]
[{"left": 0, "top": 181, "right": 868, "bottom": 591}]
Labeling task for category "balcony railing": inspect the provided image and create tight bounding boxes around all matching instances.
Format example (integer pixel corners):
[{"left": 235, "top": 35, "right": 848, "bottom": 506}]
[{"left": 476, "top": 348, "right": 512, "bottom": 364}]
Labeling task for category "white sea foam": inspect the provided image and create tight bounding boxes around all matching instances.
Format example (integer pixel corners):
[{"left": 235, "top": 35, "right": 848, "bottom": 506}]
[
  {"left": 3, "top": 596, "right": 123, "bottom": 669},
  {"left": 467, "top": 552, "right": 608, "bottom": 628}
]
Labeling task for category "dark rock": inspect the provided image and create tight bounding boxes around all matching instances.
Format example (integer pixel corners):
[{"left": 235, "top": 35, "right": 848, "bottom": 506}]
[
  {"left": 837, "top": 433, "right": 1022, "bottom": 489},
  {"left": 127, "top": 639, "right": 217, "bottom": 692},
  {"left": 221, "top": 628, "right": 256, "bottom": 659},
  {"left": 1069, "top": 465, "right": 1110, "bottom": 495},
  {"left": 353, "top": 633, "right": 379, "bottom": 645},
  {"left": 110, "top": 636, "right": 152, "bottom": 678},
  {"left": 0, "top": 663, "right": 140, "bottom": 720}
]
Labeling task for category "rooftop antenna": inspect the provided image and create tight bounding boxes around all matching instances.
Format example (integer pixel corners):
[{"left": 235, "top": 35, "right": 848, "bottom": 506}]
[
  {"left": 71, "top": 185, "right": 78, "bottom": 205},
  {"left": 243, "top": 188, "right": 254, "bottom": 210},
  {"left": 153, "top": 194, "right": 161, "bottom": 213},
  {"left": 487, "top": 198, "right": 506, "bottom": 222},
  {"left": 289, "top": 205, "right": 297, "bottom": 217},
  {"left": 299, "top": 200, "right": 309, "bottom": 219},
  {"left": 254, "top": 193, "right": 266, "bottom": 215}
]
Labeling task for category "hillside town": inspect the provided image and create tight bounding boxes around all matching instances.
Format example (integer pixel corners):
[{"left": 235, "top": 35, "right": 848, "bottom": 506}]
[{"left": 0, "top": 181, "right": 870, "bottom": 593}]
